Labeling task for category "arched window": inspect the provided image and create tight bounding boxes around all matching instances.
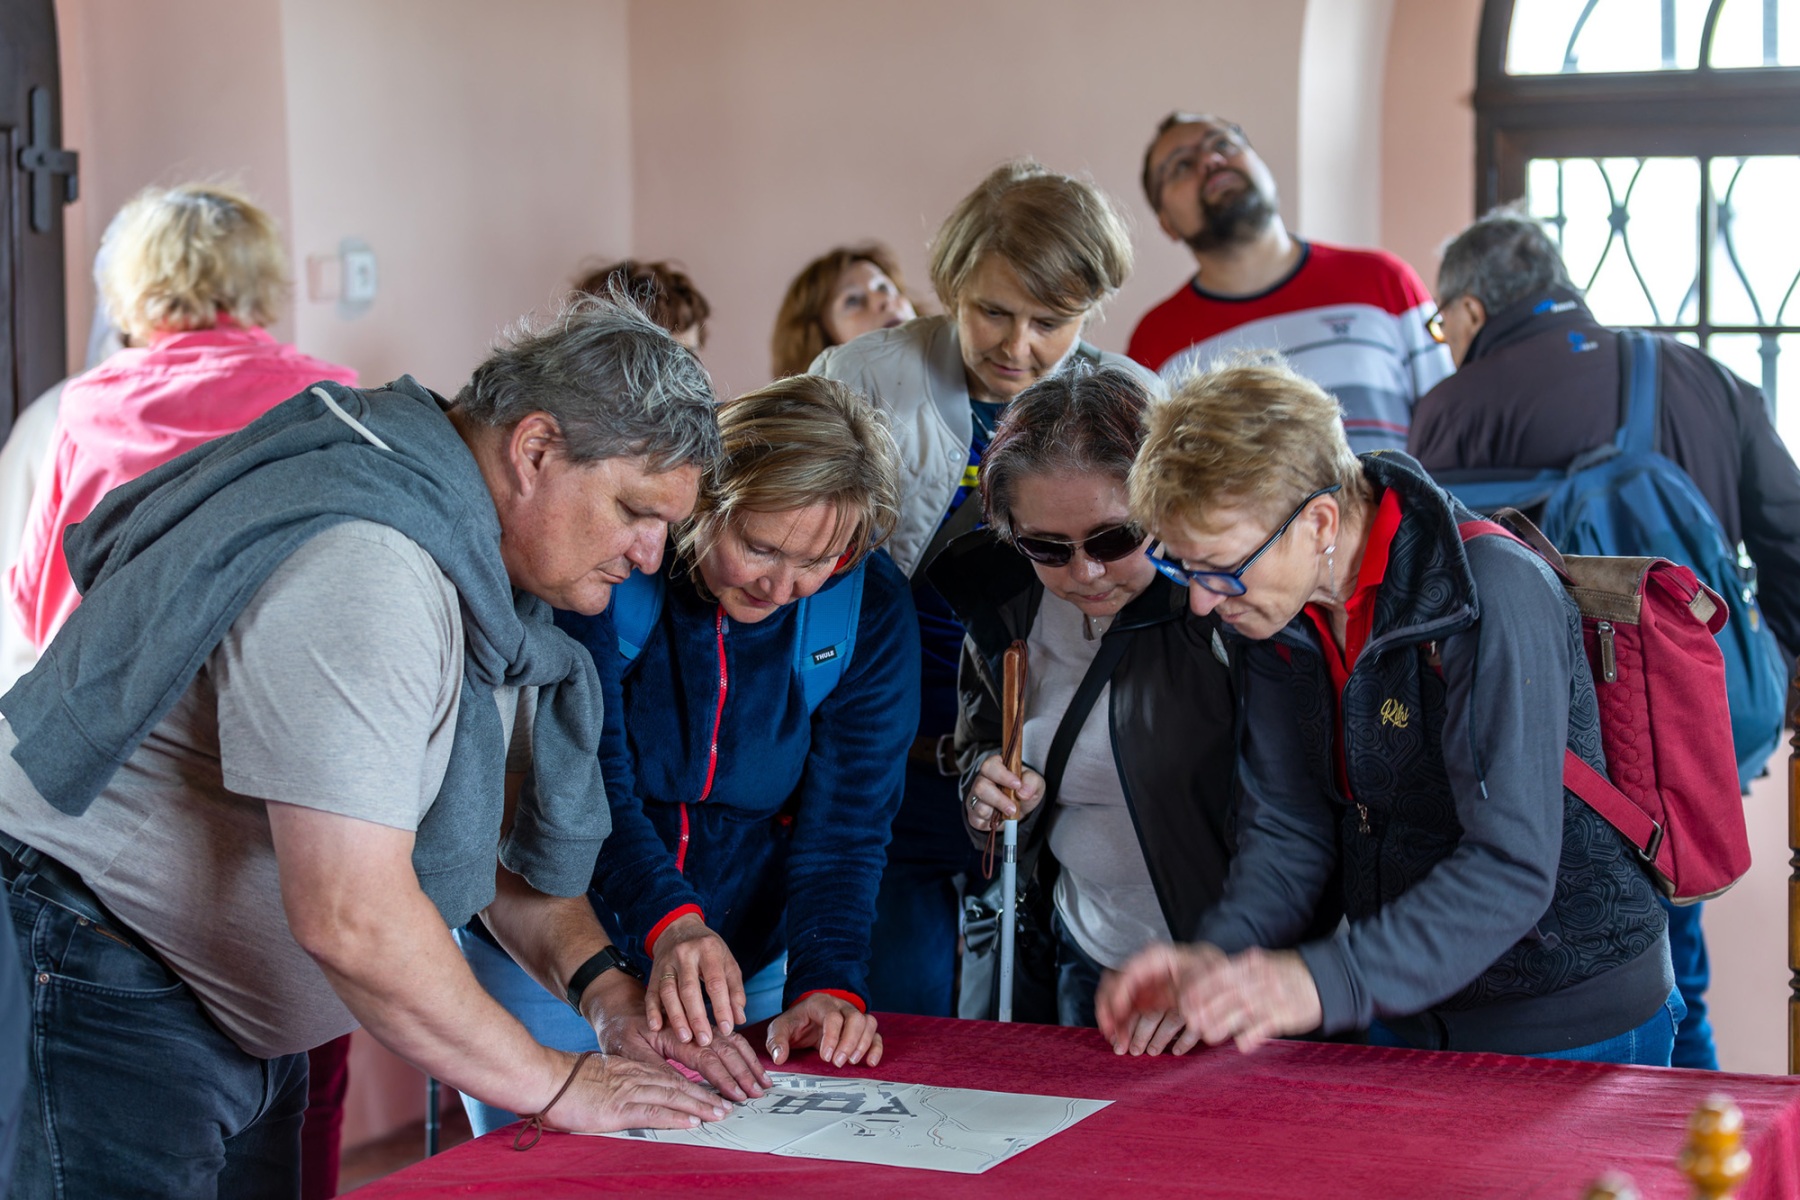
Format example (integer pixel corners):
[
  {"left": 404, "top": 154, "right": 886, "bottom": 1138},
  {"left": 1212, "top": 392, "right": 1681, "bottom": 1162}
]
[{"left": 1476, "top": 0, "right": 1800, "bottom": 437}]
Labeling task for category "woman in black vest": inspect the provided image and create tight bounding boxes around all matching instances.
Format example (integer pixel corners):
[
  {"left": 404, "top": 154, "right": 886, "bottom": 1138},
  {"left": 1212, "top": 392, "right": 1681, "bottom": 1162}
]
[
  {"left": 1098, "top": 358, "right": 1676, "bottom": 1064},
  {"left": 933, "top": 363, "right": 1238, "bottom": 1035}
]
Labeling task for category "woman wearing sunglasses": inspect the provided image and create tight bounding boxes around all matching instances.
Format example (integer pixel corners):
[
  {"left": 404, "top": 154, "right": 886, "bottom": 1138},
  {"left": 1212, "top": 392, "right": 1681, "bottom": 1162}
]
[
  {"left": 927, "top": 364, "right": 1239, "bottom": 1032},
  {"left": 1097, "top": 358, "right": 1677, "bottom": 1065}
]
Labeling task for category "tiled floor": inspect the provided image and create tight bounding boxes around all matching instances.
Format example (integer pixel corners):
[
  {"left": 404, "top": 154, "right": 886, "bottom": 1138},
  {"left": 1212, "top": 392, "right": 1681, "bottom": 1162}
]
[{"left": 337, "top": 1105, "right": 474, "bottom": 1194}]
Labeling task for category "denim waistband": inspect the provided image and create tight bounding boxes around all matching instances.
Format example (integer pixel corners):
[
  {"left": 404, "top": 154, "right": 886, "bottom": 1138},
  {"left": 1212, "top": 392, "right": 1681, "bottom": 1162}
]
[{"left": 0, "top": 829, "right": 157, "bottom": 958}]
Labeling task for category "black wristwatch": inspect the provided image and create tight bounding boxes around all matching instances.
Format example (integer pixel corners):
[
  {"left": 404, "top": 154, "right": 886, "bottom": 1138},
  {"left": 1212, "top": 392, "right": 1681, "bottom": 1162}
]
[{"left": 565, "top": 945, "right": 644, "bottom": 1012}]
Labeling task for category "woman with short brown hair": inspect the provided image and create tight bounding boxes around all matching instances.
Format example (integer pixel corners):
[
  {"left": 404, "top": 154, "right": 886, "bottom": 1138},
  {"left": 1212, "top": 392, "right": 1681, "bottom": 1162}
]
[{"left": 810, "top": 159, "right": 1155, "bottom": 1017}]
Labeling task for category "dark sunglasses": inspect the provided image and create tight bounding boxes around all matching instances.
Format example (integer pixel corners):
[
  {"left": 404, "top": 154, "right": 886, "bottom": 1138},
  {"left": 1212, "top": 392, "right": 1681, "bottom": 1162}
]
[
  {"left": 1146, "top": 485, "right": 1341, "bottom": 596},
  {"left": 1012, "top": 523, "right": 1148, "bottom": 567}
]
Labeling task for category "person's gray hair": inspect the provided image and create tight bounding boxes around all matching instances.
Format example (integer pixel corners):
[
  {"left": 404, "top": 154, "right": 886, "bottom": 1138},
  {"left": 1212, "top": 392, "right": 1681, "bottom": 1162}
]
[
  {"left": 454, "top": 295, "right": 721, "bottom": 470},
  {"left": 1437, "top": 207, "right": 1578, "bottom": 314}
]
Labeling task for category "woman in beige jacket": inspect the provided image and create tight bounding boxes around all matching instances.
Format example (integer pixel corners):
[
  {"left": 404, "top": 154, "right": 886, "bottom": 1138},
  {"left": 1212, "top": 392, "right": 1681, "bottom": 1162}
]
[{"left": 811, "top": 159, "right": 1159, "bottom": 1016}]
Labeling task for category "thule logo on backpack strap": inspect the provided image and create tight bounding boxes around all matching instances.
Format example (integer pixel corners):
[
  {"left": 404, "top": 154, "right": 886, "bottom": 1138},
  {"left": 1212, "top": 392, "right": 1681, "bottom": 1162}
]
[{"left": 810, "top": 646, "right": 839, "bottom": 665}]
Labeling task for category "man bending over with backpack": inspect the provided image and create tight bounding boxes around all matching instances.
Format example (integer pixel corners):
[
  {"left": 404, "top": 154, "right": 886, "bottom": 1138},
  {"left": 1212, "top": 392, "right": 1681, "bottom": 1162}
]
[{"left": 1408, "top": 209, "right": 1800, "bottom": 1069}]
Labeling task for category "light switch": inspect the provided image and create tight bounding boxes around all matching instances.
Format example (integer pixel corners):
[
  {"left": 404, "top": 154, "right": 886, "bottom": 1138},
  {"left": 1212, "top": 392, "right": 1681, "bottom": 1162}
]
[
  {"left": 338, "top": 237, "right": 376, "bottom": 319},
  {"left": 343, "top": 248, "right": 378, "bottom": 303}
]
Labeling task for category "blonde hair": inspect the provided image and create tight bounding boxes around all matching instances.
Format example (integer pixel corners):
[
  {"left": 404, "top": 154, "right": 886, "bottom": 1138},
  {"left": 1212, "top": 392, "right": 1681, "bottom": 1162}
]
[
  {"left": 928, "top": 160, "right": 1133, "bottom": 317},
  {"left": 1129, "top": 357, "right": 1368, "bottom": 536},
  {"left": 100, "top": 183, "right": 288, "bottom": 342},
  {"left": 678, "top": 375, "right": 901, "bottom": 574},
  {"left": 770, "top": 242, "right": 913, "bottom": 379}
]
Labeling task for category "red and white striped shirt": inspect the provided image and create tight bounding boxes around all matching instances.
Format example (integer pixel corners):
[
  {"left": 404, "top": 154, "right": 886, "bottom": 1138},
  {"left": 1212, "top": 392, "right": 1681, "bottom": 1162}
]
[{"left": 1128, "top": 241, "right": 1452, "bottom": 454}]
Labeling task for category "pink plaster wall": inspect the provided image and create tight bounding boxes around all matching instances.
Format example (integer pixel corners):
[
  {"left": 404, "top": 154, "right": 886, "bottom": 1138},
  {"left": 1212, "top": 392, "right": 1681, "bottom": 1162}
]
[
  {"left": 627, "top": 0, "right": 1308, "bottom": 399},
  {"left": 1709, "top": 748, "right": 1792, "bottom": 1076},
  {"left": 54, "top": 0, "right": 297, "bottom": 366},
  {"left": 279, "top": 0, "right": 633, "bottom": 394},
  {"left": 1298, "top": 0, "right": 1395, "bottom": 246},
  {"left": 1379, "top": 0, "right": 1482, "bottom": 292}
]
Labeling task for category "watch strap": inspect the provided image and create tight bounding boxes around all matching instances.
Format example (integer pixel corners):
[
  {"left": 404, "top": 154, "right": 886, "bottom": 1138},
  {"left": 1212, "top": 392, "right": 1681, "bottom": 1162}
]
[{"left": 565, "top": 945, "right": 641, "bottom": 1012}]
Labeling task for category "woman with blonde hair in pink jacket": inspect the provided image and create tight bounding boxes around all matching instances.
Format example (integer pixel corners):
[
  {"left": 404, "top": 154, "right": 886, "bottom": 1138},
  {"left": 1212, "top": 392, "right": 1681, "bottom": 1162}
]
[{"left": 8, "top": 182, "right": 356, "bottom": 650}]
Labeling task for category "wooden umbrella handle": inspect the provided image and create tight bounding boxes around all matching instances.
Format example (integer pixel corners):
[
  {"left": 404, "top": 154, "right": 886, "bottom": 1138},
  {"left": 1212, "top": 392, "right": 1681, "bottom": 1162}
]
[
  {"left": 1001, "top": 640, "right": 1028, "bottom": 790},
  {"left": 983, "top": 641, "right": 1029, "bottom": 880}
]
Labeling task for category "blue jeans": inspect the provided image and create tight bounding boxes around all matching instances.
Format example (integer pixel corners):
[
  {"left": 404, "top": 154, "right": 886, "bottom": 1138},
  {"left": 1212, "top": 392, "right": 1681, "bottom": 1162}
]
[
  {"left": 0, "top": 877, "right": 25, "bottom": 1195},
  {"left": 6, "top": 866, "right": 309, "bottom": 1198},
  {"left": 1367, "top": 989, "right": 1685, "bottom": 1066},
  {"left": 1660, "top": 897, "right": 1719, "bottom": 1070},
  {"left": 454, "top": 928, "right": 787, "bottom": 1137}
]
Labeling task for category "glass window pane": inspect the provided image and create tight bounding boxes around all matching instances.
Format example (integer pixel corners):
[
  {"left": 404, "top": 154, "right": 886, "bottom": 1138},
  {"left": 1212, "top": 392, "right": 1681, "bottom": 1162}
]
[
  {"left": 1778, "top": 333, "right": 1800, "bottom": 446},
  {"left": 1708, "top": 0, "right": 1800, "bottom": 68},
  {"left": 1710, "top": 333, "right": 1800, "bottom": 449},
  {"left": 1525, "top": 157, "right": 1700, "bottom": 327},
  {"left": 1708, "top": 156, "right": 1800, "bottom": 327},
  {"left": 1707, "top": 333, "right": 1769, "bottom": 395},
  {"left": 1508, "top": 0, "right": 1711, "bottom": 74}
]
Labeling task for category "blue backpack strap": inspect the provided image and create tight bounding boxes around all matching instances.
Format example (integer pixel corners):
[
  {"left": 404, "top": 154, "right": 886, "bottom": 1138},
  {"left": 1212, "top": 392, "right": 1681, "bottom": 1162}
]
[
  {"left": 791, "top": 562, "right": 865, "bottom": 714},
  {"left": 1439, "top": 471, "right": 1565, "bottom": 515},
  {"left": 608, "top": 569, "right": 666, "bottom": 665},
  {"left": 1615, "top": 328, "right": 1660, "bottom": 456}
]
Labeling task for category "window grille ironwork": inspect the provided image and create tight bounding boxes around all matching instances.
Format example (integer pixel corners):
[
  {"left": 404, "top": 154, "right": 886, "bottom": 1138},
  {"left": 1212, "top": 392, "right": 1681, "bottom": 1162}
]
[{"left": 1479, "top": 0, "right": 1800, "bottom": 438}]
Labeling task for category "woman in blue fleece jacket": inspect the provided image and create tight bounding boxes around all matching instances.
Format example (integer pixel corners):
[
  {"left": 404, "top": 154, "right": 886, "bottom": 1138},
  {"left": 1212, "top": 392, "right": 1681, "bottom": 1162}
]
[{"left": 457, "top": 375, "right": 917, "bottom": 1136}]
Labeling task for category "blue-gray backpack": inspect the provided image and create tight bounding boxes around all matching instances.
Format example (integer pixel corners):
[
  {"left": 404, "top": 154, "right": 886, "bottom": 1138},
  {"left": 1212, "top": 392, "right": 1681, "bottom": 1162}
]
[
  {"left": 559, "top": 564, "right": 864, "bottom": 712},
  {"left": 1438, "top": 329, "right": 1786, "bottom": 788}
]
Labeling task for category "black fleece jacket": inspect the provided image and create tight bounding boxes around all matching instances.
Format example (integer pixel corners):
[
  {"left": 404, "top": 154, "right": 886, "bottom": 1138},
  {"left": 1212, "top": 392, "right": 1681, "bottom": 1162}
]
[
  {"left": 928, "top": 531, "right": 1239, "bottom": 943},
  {"left": 1202, "top": 452, "right": 1670, "bottom": 1054}
]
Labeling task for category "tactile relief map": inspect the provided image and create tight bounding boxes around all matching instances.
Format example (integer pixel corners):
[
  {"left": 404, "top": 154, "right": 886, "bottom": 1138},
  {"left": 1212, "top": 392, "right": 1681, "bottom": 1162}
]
[{"left": 590, "top": 1072, "right": 1110, "bottom": 1174}]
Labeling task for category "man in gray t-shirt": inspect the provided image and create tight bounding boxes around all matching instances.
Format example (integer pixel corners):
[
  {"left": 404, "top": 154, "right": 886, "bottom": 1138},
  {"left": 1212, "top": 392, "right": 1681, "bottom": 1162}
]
[{"left": 0, "top": 301, "right": 768, "bottom": 1200}]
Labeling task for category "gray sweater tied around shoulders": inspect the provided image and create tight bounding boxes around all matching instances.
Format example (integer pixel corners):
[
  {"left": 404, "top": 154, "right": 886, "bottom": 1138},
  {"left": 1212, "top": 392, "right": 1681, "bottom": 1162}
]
[{"left": 0, "top": 376, "right": 610, "bottom": 928}]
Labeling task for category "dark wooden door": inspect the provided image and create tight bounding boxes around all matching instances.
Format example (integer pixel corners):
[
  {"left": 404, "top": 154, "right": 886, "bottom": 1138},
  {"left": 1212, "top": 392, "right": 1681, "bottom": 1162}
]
[{"left": 0, "top": 0, "right": 76, "bottom": 439}]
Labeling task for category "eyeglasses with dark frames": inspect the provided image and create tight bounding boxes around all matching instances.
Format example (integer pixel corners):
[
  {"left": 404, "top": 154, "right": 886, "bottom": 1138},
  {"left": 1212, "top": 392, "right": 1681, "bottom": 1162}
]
[
  {"left": 1151, "top": 125, "right": 1250, "bottom": 203},
  {"left": 1146, "top": 484, "right": 1342, "bottom": 596},
  {"left": 1012, "top": 523, "right": 1148, "bottom": 568}
]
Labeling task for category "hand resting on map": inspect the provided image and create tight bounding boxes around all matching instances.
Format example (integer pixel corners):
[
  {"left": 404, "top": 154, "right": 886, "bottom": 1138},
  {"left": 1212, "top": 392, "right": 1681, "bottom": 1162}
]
[
  {"left": 766, "top": 992, "right": 882, "bottom": 1070},
  {"left": 1095, "top": 942, "right": 1321, "bottom": 1056},
  {"left": 587, "top": 964, "right": 770, "bottom": 1103}
]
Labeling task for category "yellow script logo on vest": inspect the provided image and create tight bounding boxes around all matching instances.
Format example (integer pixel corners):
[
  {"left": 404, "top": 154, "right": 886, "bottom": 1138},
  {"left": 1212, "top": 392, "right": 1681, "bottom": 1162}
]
[{"left": 1380, "top": 698, "right": 1410, "bottom": 729}]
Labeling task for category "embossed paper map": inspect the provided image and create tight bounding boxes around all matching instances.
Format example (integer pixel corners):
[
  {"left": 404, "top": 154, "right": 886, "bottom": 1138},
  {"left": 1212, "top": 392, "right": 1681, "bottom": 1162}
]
[{"left": 591, "top": 1072, "right": 1110, "bottom": 1174}]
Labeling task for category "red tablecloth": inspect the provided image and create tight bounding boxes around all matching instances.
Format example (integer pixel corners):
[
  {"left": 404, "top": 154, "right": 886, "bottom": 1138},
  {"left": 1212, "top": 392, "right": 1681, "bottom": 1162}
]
[{"left": 350, "top": 1015, "right": 1800, "bottom": 1199}]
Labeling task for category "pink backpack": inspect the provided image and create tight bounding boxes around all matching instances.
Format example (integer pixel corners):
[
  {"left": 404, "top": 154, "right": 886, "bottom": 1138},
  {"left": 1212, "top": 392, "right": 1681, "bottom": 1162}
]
[{"left": 1459, "top": 511, "right": 1752, "bottom": 902}]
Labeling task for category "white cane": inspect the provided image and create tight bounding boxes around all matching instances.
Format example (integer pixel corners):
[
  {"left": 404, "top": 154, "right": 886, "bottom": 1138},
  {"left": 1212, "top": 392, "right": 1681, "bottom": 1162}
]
[
  {"left": 996, "top": 641, "right": 1027, "bottom": 1024},
  {"left": 998, "top": 818, "right": 1019, "bottom": 1022}
]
